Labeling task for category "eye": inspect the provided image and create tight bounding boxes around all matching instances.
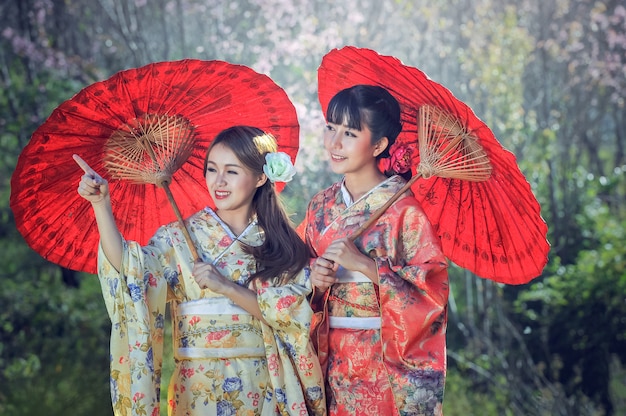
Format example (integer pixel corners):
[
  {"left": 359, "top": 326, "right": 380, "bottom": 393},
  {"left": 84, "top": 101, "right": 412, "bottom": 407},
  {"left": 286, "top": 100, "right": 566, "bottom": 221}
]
[
  {"left": 206, "top": 167, "right": 216, "bottom": 173},
  {"left": 227, "top": 169, "right": 239, "bottom": 175},
  {"left": 325, "top": 124, "right": 335, "bottom": 132}
]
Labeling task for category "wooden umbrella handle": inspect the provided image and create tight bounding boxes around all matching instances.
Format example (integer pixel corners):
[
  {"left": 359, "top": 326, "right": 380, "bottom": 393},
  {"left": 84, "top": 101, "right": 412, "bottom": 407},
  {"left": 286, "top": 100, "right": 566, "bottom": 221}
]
[
  {"left": 161, "top": 181, "right": 201, "bottom": 262},
  {"left": 349, "top": 173, "right": 422, "bottom": 242}
]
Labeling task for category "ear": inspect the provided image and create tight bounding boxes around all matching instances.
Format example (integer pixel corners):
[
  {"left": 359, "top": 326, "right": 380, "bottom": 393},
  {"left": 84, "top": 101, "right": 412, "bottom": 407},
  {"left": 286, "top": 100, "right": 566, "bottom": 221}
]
[
  {"left": 373, "top": 137, "right": 389, "bottom": 157},
  {"left": 256, "top": 173, "right": 268, "bottom": 188}
]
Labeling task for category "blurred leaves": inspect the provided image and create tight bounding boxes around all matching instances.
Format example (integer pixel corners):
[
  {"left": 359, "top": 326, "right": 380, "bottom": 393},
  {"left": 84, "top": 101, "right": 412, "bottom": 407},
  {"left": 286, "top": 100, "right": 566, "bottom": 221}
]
[{"left": 0, "top": 258, "right": 111, "bottom": 415}]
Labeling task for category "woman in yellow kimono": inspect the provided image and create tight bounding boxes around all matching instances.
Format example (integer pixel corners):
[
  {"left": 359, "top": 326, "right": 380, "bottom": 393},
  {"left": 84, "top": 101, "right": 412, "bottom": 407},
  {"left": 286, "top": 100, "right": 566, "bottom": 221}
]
[
  {"left": 299, "top": 85, "right": 449, "bottom": 416},
  {"left": 75, "top": 126, "right": 325, "bottom": 416}
]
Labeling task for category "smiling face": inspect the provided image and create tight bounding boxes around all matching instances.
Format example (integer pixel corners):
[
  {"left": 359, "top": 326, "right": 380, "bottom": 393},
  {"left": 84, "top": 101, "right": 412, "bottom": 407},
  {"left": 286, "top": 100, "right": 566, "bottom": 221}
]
[
  {"left": 323, "top": 119, "right": 387, "bottom": 177},
  {"left": 205, "top": 142, "right": 266, "bottom": 221}
]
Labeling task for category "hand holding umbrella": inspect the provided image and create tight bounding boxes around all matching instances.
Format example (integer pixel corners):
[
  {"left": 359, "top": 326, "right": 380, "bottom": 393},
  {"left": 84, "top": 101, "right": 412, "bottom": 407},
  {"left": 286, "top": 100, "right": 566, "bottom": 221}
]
[{"left": 318, "top": 46, "right": 550, "bottom": 284}]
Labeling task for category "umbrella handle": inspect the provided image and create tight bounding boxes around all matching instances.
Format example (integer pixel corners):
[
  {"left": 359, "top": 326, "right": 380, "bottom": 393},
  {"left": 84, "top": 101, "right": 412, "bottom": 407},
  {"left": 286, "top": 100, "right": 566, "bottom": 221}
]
[
  {"left": 349, "top": 173, "right": 422, "bottom": 242},
  {"left": 161, "top": 182, "right": 201, "bottom": 262}
]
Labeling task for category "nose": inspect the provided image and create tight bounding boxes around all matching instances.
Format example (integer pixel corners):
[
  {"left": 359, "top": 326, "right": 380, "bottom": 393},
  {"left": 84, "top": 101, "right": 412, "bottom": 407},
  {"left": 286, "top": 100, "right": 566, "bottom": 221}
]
[{"left": 326, "top": 130, "right": 341, "bottom": 149}]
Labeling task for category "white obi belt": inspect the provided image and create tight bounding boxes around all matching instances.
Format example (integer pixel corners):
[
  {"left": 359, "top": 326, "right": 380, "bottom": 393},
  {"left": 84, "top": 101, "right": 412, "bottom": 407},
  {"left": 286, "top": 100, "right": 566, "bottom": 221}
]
[
  {"left": 329, "top": 266, "right": 381, "bottom": 330},
  {"left": 175, "top": 297, "right": 265, "bottom": 359}
]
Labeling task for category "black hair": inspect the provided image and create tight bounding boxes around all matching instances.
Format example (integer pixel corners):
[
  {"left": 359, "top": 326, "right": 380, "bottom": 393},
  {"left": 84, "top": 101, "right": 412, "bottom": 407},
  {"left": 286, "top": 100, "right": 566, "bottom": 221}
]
[{"left": 326, "top": 84, "right": 402, "bottom": 161}]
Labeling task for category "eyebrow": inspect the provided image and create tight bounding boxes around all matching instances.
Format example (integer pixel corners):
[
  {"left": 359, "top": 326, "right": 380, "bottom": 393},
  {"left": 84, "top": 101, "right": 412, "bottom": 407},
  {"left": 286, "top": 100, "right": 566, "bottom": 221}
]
[{"left": 206, "top": 160, "right": 242, "bottom": 168}]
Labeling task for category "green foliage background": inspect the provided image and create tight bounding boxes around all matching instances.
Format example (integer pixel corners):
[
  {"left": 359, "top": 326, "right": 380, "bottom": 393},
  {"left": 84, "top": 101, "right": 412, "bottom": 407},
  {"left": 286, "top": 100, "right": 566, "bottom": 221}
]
[{"left": 1, "top": 0, "right": 625, "bottom": 415}]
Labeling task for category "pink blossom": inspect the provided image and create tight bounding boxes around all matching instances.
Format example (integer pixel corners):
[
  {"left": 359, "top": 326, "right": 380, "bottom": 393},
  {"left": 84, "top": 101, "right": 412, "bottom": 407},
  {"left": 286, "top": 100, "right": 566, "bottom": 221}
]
[
  {"left": 276, "top": 295, "right": 297, "bottom": 310},
  {"left": 206, "top": 330, "right": 229, "bottom": 342},
  {"left": 389, "top": 144, "right": 414, "bottom": 174},
  {"left": 147, "top": 273, "right": 157, "bottom": 287}
]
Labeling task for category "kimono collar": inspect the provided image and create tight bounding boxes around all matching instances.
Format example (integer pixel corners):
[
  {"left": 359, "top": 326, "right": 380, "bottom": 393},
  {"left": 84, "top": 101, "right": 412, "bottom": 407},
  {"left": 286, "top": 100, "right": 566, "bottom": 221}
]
[
  {"left": 340, "top": 175, "right": 403, "bottom": 207},
  {"left": 204, "top": 207, "right": 259, "bottom": 240},
  {"left": 340, "top": 180, "right": 354, "bottom": 207}
]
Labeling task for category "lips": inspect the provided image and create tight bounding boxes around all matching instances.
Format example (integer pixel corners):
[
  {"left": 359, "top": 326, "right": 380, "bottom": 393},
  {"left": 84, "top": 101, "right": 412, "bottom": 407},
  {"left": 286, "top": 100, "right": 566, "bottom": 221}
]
[
  {"left": 330, "top": 153, "right": 346, "bottom": 161},
  {"left": 214, "top": 190, "right": 230, "bottom": 200}
]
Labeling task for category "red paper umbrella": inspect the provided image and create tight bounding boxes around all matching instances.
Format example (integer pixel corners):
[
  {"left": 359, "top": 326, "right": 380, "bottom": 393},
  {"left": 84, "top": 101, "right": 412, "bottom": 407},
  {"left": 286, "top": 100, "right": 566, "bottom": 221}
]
[
  {"left": 318, "top": 46, "right": 549, "bottom": 284},
  {"left": 11, "top": 59, "right": 299, "bottom": 274}
]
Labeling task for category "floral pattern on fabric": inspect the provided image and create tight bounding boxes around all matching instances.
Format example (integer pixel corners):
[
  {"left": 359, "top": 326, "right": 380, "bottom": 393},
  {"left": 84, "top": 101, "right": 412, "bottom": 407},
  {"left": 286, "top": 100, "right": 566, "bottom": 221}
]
[
  {"left": 301, "top": 176, "right": 449, "bottom": 416},
  {"left": 98, "top": 207, "right": 325, "bottom": 416}
]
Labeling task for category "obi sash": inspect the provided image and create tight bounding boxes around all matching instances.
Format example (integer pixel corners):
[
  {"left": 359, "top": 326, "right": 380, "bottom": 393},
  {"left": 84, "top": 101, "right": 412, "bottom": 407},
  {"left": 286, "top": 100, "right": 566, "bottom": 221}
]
[
  {"left": 328, "top": 267, "right": 381, "bottom": 330},
  {"left": 172, "top": 297, "right": 266, "bottom": 359}
]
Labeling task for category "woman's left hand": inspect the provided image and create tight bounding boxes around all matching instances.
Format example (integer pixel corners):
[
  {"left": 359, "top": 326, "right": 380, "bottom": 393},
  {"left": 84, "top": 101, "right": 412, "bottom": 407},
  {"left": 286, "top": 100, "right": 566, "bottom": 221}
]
[
  {"left": 193, "top": 262, "right": 229, "bottom": 293},
  {"left": 322, "top": 238, "right": 376, "bottom": 276}
]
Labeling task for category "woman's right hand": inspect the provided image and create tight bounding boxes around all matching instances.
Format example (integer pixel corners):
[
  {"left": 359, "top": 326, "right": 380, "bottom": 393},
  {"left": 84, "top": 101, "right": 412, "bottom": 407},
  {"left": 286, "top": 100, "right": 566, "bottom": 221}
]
[
  {"left": 310, "top": 256, "right": 339, "bottom": 292},
  {"left": 72, "top": 154, "right": 123, "bottom": 271},
  {"left": 74, "top": 154, "right": 110, "bottom": 205}
]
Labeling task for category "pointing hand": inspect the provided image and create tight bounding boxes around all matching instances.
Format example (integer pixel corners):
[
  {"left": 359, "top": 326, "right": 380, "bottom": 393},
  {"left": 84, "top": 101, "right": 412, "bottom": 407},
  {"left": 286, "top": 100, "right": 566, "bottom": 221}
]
[{"left": 74, "top": 154, "right": 110, "bottom": 204}]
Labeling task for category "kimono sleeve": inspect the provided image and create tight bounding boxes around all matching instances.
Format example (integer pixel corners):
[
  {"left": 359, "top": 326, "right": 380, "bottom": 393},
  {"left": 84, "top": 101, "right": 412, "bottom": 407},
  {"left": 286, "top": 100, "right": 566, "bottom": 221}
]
[
  {"left": 370, "top": 201, "right": 449, "bottom": 374},
  {"left": 256, "top": 269, "right": 326, "bottom": 416},
  {"left": 372, "top": 201, "right": 449, "bottom": 307},
  {"left": 295, "top": 216, "right": 307, "bottom": 241},
  {"left": 98, "top": 233, "right": 174, "bottom": 416}
]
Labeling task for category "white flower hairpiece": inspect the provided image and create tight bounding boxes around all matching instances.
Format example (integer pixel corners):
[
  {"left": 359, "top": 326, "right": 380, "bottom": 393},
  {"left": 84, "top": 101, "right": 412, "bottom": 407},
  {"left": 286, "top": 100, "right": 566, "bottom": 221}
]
[{"left": 263, "top": 152, "right": 296, "bottom": 183}]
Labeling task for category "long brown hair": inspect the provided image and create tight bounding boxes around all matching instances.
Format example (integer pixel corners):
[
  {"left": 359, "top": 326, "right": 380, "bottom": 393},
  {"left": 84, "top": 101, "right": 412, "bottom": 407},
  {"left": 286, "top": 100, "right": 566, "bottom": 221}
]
[{"left": 204, "top": 125, "right": 308, "bottom": 284}]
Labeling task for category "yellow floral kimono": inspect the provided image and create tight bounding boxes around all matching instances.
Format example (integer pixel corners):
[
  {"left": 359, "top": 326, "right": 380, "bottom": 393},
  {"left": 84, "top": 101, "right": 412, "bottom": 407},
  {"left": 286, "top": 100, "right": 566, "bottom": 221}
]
[{"left": 98, "top": 207, "right": 325, "bottom": 416}]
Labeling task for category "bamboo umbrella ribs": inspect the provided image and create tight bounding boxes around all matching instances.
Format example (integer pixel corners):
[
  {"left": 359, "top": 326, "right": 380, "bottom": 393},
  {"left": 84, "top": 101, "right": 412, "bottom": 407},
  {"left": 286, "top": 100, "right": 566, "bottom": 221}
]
[
  {"left": 318, "top": 46, "right": 550, "bottom": 284},
  {"left": 103, "top": 113, "right": 200, "bottom": 260},
  {"left": 351, "top": 105, "right": 493, "bottom": 240},
  {"left": 417, "top": 105, "right": 492, "bottom": 182},
  {"left": 10, "top": 59, "right": 301, "bottom": 274}
]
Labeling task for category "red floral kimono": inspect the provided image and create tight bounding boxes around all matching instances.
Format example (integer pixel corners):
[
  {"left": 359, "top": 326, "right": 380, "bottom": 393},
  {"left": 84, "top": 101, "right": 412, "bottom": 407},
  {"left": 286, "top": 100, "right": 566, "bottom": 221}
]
[{"left": 300, "top": 176, "right": 449, "bottom": 416}]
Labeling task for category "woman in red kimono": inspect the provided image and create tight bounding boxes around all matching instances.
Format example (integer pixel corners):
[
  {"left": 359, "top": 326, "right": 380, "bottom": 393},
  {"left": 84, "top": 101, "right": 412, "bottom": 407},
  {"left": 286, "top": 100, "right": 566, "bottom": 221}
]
[{"left": 299, "top": 85, "right": 449, "bottom": 416}]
